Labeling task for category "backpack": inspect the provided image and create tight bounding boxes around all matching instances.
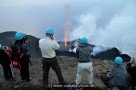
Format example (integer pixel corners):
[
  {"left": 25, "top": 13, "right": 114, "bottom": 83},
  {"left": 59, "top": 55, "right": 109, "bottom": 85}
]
[{"left": 10, "top": 43, "right": 25, "bottom": 69}]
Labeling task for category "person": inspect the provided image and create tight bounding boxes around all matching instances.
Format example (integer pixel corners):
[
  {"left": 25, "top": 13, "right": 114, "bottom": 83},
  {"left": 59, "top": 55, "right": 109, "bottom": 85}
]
[
  {"left": 107, "top": 56, "right": 128, "bottom": 90},
  {"left": 126, "top": 57, "right": 136, "bottom": 90},
  {"left": 76, "top": 37, "right": 94, "bottom": 87},
  {"left": 0, "top": 44, "right": 14, "bottom": 80},
  {"left": 39, "top": 28, "right": 65, "bottom": 86},
  {"left": 11, "top": 32, "right": 31, "bottom": 81}
]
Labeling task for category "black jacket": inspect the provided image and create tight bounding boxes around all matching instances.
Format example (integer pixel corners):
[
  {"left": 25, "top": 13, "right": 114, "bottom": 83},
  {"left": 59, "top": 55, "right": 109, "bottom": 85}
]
[
  {"left": 0, "top": 49, "right": 11, "bottom": 65},
  {"left": 11, "top": 42, "right": 29, "bottom": 56},
  {"left": 11, "top": 41, "right": 30, "bottom": 62}
]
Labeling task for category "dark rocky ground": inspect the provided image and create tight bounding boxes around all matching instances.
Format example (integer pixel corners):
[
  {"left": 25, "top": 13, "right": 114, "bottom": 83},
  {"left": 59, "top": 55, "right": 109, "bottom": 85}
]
[
  {"left": 0, "top": 56, "right": 134, "bottom": 90},
  {"left": 0, "top": 56, "right": 115, "bottom": 90}
]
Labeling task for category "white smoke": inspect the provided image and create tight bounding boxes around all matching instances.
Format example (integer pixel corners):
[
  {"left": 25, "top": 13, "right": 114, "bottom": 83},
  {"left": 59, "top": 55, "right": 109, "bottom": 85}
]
[
  {"left": 72, "top": 47, "right": 77, "bottom": 53},
  {"left": 72, "top": 46, "right": 110, "bottom": 56},
  {"left": 91, "top": 46, "right": 111, "bottom": 56},
  {"left": 70, "top": 1, "right": 136, "bottom": 57}
]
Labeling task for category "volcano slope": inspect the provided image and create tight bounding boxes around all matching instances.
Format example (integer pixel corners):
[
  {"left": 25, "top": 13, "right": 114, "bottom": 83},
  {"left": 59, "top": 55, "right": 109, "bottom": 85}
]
[{"left": 0, "top": 56, "right": 115, "bottom": 90}]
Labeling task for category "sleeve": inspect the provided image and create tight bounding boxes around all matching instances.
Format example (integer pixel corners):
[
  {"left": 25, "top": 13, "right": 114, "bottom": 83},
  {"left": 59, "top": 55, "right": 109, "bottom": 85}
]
[
  {"left": 76, "top": 47, "right": 79, "bottom": 59},
  {"left": 90, "top": 47, "right": 93, "bottom": 53},
  {"left": 89, "top": 45, "right": 93, "bottom": 53},
  {"left": 107, "top": 67, "right": 115, "bottom": 78},
  {"left": 39, "top": 39, "right": 41, "bottom": 49},
  {"left": 52, "top": 40, "right": 60, "bottom": 50},
  {"left": 39, "top": 39, "right": 43, "bottom": 49}
]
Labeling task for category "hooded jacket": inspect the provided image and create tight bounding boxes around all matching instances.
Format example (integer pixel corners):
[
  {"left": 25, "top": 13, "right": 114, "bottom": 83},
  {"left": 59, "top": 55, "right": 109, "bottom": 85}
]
[
  {"left": 76, "top": 44, "right": 93, "bottom": 63},
  {"left": 107, "top": 64, "right": 128, "bottom": 88}
]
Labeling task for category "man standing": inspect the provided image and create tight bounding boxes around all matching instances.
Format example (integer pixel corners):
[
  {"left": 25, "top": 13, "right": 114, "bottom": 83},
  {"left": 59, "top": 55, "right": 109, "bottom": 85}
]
[
  {"left": 11, "top": 32, "right": 30, "bottom": 81},
  {"left": 107, "top": 57, "right": 128, "bottom": 90},
  {"left": 39, "top": 28, "right": 65, "bottom": 86},
  {"left": 76, "top": 37, "right": 94, "bottom": 87}
]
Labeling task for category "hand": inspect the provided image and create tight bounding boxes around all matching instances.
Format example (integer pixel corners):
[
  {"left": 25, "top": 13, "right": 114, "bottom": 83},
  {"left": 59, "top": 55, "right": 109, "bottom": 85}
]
[
  {"left": 52, "top": 36, "right": 54, "bottom": 40},
  {"left": 50, "top": 35, "right": 54, "bottom": 40}
]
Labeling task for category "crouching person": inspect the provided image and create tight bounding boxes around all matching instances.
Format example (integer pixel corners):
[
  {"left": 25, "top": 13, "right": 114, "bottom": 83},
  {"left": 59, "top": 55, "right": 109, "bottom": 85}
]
[
  {"left": 107, "top": 57, "right": 128, "bottom": 90},
  {"left": 0, "top": 44, "right": 14, "bottom": 80},
  {"left": 39, "top": 28, "right": 66, "bottom": 86},
  {"left": 76, "top": 37, "right": 94, "bottom": 87}
]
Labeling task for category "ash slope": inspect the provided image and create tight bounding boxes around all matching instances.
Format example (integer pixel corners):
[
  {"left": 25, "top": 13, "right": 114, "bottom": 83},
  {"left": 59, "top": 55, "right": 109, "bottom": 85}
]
[{"left": 0, "top": 56, "right": 114, "bottom": 90}]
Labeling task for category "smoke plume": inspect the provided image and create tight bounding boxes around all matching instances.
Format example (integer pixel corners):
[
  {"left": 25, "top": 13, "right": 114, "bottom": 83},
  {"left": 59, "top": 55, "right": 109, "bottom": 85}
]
[{"left": 70, "top": 0, "right": 136, "bottom": 57}]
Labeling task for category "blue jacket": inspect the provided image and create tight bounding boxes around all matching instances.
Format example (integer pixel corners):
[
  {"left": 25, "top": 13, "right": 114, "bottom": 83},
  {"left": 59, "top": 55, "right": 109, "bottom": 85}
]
[{"left": 107, "top": 64, "right": 128, "bottom": 88}]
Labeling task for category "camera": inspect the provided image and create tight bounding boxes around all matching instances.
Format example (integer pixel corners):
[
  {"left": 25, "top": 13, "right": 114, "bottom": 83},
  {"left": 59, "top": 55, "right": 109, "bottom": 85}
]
[{"left": 23, "top": 35, "right": 28, "bottom": 43}]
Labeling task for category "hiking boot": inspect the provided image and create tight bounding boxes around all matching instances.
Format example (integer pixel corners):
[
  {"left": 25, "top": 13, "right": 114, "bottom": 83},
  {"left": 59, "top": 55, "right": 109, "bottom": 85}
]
[
  {"left": 9, "top": 78, "right": 16, "bottom": 82},
  {"left": 24, "top": 77, "right": 32, "bottom": 82}
]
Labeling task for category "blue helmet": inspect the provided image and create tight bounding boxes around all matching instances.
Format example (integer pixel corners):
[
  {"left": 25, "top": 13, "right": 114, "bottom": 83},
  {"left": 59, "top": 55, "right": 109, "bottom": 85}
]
[
  {"left": 114, "top": 56, "right": 123, "bottom": 65},
  {"left": 15, "top": 32, "right": 24, "bottom": 40},
  {"left": 80, "top": 37, "right": 88, "bottom": 44},
  {"left": 45, "top": 28, "right": 54, "bottom": 35},
  {"left": 0, "top": 44, "right": 2, "bottom": 49}
]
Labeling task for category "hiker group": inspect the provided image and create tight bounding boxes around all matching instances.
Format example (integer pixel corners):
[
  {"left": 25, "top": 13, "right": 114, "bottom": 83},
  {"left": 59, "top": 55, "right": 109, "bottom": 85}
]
[
  {"left": 0, "top": 28, "right": 136, "bottom": 90},
  {"left": 0, "top": 32, "right": 30, "bottom": 81}
]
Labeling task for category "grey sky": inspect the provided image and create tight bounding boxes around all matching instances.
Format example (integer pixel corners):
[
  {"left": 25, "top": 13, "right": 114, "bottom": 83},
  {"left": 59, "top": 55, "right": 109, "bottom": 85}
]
[
  {"left": 0, "top": 0, "right": 136, "bottom": 56},
  {"left": 0, "top": 0, "right": 128, "bottom": 39}
]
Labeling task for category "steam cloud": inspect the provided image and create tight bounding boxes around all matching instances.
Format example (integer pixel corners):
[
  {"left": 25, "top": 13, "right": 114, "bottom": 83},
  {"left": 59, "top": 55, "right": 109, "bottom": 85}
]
[{"left": 70, "top": 0, "right": 136, "bottom": 57}]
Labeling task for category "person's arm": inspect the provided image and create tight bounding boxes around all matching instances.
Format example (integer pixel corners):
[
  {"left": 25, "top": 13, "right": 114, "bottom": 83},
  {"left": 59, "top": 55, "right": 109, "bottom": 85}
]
[
  {"left": 107, "top": 67, "right": 115, "bottom": 78},
  {"left": 21, "top": 44, "right": 31, "bottom": 57},
  {"left": 52, "top": 40, "right": 60, "bottom": 50},
  {"left": 76, "top": 47, "right": 79, "bottom": 59},
  {"left": 39, "top": 39, "right": 42, "bottom": 49},
  {"left": 89, "top": 46, "right": 93, "bottom": 54}
]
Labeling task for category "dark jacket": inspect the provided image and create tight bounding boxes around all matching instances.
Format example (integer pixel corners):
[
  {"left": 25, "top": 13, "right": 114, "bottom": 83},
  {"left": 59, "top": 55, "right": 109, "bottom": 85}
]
[
  {"left": 76, "top": 44, "right": 93, "bottom": 63},
  {"left": 12, "top": 42, "right": 29, "bottom": 54},
  {"left": 11, "top": 41, "right": 30, "bottom": 62},
  {"left": 0, "top": 49, "right": 11, "bottom": 65},
  {"left": 126, "top": 63, "right": 136, "bottom": 86},
  {"left": 107, "top": 64, "right": 128, "bottom": 88}
]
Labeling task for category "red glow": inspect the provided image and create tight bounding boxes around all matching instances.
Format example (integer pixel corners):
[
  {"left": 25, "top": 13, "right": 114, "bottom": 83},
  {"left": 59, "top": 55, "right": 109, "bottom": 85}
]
[{"left": 64, "top": 31, "right": 67, "bottom": 47}]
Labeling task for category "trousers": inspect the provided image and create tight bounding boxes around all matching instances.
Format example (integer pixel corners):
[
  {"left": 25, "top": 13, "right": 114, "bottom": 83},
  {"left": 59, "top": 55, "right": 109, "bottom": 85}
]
[{"left": 76, "top": 62, "right": 93, "bottom": 85}]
